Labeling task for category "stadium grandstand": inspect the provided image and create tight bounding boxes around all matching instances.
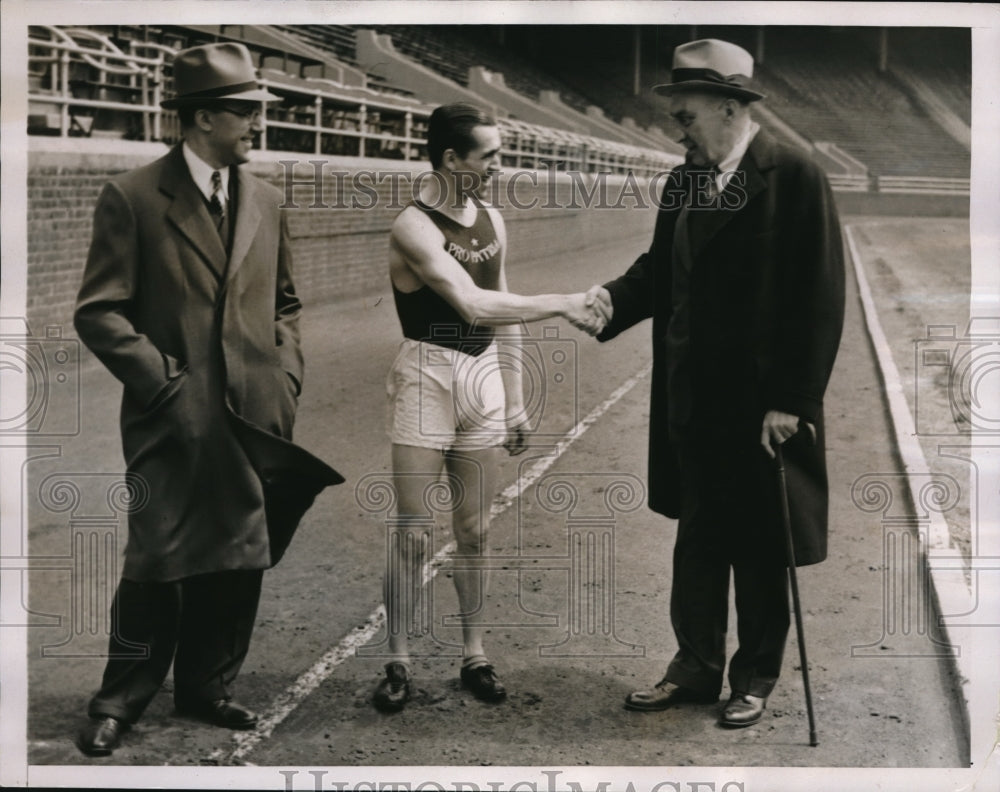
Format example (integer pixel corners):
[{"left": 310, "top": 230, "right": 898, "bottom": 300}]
[
  {"left": 24, "top": 23, "right": 971, "bottom": 334},
  {"left": 26, "top": 23, "right": 970, "bottom": 184}
]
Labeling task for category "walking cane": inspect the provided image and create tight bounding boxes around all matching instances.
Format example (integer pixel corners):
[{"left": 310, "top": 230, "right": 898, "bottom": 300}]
[{"left": 774, "top": 443, "right": 819, "bottom": 747}]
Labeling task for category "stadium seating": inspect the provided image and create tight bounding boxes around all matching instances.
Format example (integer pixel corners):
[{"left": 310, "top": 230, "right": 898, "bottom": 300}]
[
  {"left": 750, "top": 28, "right": 969, "bottom": 178},
  {"left": 26, "top": 24, "right": 971, "bottom": 185}
]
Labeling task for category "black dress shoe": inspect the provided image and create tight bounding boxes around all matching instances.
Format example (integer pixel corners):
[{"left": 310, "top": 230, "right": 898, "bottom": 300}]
[
  {"left": 77, "top": 715, "right": 127, "bottom": 757},
  {"left": 176, "top": 698, "right": 258, "bottom": 730},
  {"left": 719, "top": 692, "right": 767, "bottom": 727},
  {"left": 624, "top": 679, "right": 719, "bottom": 711},
  {"left": 460, "top": 663, "right": 507, "bottom": 702},
  {"left": 373, "top": 662, "right": 411, "bottom": 712}
]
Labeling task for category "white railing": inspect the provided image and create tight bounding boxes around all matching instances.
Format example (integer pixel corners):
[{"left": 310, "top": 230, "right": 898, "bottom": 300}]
[
  {"left": 26, "top": 25, "right": 680, "bottom": 176},
  {"left": 26, "top": 25, "right": 968, "bottom": 189},
  {"left": 827, "top": 173, "right": 872, "bottom": 192},
  {"left": 876, "top": 176, "right": 970, "bottom": 196}
]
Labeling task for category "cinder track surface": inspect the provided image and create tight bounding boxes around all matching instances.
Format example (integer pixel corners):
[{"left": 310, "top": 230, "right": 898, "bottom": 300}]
[{"left": 23, "top": 223, "right": 971, "bottom": 773}]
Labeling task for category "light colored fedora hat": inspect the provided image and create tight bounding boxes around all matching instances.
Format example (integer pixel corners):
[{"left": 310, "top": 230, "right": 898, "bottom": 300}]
[
  {"left": 652, "top": 39, "right": 765, "bottom": 102},
  {"left": 161, "top": 42, "right": 281, "bottom": 109}
]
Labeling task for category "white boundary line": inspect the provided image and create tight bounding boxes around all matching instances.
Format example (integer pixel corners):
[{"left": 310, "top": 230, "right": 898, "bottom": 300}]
[
  {"left": 844, "top": 223, "right": 975, "bottom": 712},
  {"left": 212, "top": 361, "right": 653, "bottom": 765}
]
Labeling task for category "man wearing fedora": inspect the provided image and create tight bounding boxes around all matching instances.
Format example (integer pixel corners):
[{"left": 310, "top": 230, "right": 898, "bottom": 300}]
[
  {"left": 586, "top": 39, "right": 844, "bottom": 727},
  {"left": 73, "top": 42, "right": 342, "bottom": 757}
]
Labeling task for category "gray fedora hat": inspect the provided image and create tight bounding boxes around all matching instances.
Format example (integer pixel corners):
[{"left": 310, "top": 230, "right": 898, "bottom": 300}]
[
  {"left": 161, "top": 42, "right": 281, "bottom": 109},
  {"left": 652, "top": 39, "right": 765, "bottom": 102}
]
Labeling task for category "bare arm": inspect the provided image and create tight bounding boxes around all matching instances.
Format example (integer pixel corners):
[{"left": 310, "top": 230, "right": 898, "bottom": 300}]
[
  {"left": 492, "top": 233, "right": 530, "bottom": 453},
  {"left": 390, "top": 206, "right": 600, "bottom": 330}
]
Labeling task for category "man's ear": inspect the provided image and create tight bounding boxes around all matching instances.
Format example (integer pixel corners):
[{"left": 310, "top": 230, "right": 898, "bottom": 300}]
[
  {"left": 194, "top": 108, "right": 214, "bottom": 133},
  {"left": 442, "top": 148, "right": 459, "bottom": 172}
]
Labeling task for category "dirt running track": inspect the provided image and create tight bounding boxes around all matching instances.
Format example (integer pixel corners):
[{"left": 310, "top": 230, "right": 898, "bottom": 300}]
[{"left": 22, "top": 224, "right": 970, "bottom": 779}]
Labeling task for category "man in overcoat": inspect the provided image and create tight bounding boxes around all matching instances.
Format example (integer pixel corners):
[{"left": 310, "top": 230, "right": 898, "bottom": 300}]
[
  {"left": 587, "top": 39, "right": 845, "bottom": 727},
  {"left": 73, "top": 42, "right": 341, "bottom": 756}
]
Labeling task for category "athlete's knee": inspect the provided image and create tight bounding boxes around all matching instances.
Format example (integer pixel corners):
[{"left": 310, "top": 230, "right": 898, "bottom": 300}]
[{"left": 452, "top": 513, "right": 489, "bottom": 555}]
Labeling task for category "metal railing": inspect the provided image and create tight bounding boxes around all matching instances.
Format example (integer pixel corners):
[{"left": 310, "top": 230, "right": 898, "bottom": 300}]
[
  {"left": 26, "top": 25, "right": 680, "bottom": 175},
  {"left": 877, "top": 175, "right": 970, "bottom": 196},
  {"left": 29, "top": 25, "right": 967, "bottom": 191}
]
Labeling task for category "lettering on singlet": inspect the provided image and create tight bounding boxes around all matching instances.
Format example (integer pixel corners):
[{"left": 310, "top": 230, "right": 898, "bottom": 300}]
[{"left": 393, "top": 200, "right": 502, "bottom": 357}]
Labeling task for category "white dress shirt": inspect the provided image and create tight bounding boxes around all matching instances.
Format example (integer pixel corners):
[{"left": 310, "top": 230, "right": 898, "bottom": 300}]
[
  {"left": 182, "top": 142, "right": 229, "bottom": 211},
  {"left": 716, "top": 120, "right": 760, "bottom": 195}
]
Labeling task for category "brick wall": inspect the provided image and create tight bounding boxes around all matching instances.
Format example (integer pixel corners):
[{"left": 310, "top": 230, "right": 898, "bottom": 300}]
[{"left": 24, "top": 140, "right": 660, "bottom": 336}]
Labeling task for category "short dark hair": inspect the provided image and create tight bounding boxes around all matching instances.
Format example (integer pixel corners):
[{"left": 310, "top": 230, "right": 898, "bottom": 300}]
[
  {"left": 426, "top": 103, "right": 496, "bottom": 169},
  {"left": 176, "top": 105, "right": 198, "bottom": 129}
]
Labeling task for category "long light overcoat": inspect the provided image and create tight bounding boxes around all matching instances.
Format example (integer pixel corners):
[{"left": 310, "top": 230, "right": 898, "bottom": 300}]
[
  {"left": 75, "top": 144, "right": 342, "bottom": 582},
  {"left": 598, "top": 131, "right": 845, "bottom": 566}
]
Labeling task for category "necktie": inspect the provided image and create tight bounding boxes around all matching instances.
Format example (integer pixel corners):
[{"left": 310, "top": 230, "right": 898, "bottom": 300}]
[{"left": 209, "top": 170, "right": 226, "bottom": 223}]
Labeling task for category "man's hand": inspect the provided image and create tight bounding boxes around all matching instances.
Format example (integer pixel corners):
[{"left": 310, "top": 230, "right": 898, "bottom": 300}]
[
  {"left": 584, "top": 285, "right": 613, "bottom": 328},
  {"left": 564, "top": 293, "right": 607, "bottom": 336},
  {"left": 503, "top": 419, "right": 530, "bottom": 456},
  {"left": 760, "top": 410, "right": 815, "bottom": 458}
]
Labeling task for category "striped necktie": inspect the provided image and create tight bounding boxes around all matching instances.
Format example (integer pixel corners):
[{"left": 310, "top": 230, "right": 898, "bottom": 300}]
[{"left": 209, "top": 169, "right": 226, "bottom": 223}]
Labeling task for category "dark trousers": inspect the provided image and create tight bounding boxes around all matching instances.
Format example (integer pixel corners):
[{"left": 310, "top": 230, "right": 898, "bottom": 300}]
[
  {"left": 87, "top": 568, "right": 263, "bottom": 723},
  {"left": 664, "top": 535, "right": 790, "bottom": 698},
  {"left": 663, "top": 428, "right": 792, "bottom": 698}
]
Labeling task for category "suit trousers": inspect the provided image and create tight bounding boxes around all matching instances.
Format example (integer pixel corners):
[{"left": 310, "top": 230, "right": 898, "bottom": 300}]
[
  {"left": 664, "top": 537, "right": 790, "bottom": 698},
  {"left": 663, "top": 429, "right": 791, "bottom": 699},
  {"left": 87, "top": 568, "right": 263, "bottom": 723}
]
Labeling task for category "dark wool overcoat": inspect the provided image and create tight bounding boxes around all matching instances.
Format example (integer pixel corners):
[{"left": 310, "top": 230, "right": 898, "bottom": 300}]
[
  {"left": 75, "top": 144, "right": 342, "bottom": 582},
  {"left": 598, "top": 131, "right": 845, "bottom": 566}
]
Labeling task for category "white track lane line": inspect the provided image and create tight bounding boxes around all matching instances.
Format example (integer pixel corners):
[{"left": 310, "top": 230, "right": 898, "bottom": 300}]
[
  {"left": 212, "top": 360, "right": 653, "bottom": 764},
  {"left": 844, "top": 223, "right": 973, "bottom": 732}
]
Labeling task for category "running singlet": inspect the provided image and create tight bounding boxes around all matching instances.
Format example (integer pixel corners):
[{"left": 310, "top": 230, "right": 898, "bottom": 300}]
[{"left": 392, "top": 200, "right": 502, "bottom": 357}]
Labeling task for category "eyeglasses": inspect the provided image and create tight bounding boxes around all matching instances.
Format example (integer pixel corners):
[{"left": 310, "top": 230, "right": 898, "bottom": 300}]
[{"left": 215, "top": 105, "right": 264, "bottom": 122}]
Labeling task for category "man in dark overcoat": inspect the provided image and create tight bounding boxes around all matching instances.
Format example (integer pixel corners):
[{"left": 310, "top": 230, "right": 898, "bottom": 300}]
[
  {"left": 73, "top": 42, "right": 342, "bottom": 756},
  {"left": 586, "top": 39, "right": 845, "bottom": 727}
]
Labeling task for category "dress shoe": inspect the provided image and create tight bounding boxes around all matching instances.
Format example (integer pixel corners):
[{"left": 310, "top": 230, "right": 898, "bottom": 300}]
[
  {"left": 77, "top": 715, "right": 127, "bottom": 757},
  {"left": 176, "top": 698, "right": 258, "bottom": 729},
  {"left": 624, "top": 679, "right": 718, "bottom": 711},
  {"left": 720, "top": 692, "right": 767, "bottom": 727},
  {"left": 460, "top": 663, "right": 507, "bottom": 702},
  {"left": 373, "top": 662, "right": 412, "bottom": 712}
]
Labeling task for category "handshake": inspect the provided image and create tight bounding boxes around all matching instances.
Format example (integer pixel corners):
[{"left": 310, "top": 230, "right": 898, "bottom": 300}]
[{"left": 565, "top": 285, "right": 613, "bottom": 337}]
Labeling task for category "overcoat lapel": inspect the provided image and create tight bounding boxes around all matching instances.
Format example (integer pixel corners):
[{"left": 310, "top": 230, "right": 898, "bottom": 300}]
[
  {"left": 687, "top": 131, "right": 775, "bottom": 261},
  {"left": 161, "top": 146, "right": 228, "bottom": 280},
  {"left": 227, "top": 166, "right": 262, "bottom": 285}
]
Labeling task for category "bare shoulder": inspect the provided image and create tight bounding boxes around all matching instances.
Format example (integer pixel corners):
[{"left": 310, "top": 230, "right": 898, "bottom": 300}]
[
  {"left": 391, "top": 204, "right": 440, "bottom": 245},
  {"left": 389, "top": 206, "right": 443, "bottom": 289}
]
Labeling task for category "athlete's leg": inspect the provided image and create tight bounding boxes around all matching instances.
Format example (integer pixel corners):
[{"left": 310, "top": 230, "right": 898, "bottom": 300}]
[
  {"left": 443, "top": 447, "right": 499, "bottom": 660},
  {"left": 386, "top": 443, "right": 446, "bottom": 662}
]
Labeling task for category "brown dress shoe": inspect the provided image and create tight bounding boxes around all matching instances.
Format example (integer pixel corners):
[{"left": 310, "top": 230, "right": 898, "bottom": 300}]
[
  {"left": 624, "top": 679, "right": 718, "bottom": 711},
  {"left": 720, "top": 692, "right": 767, "bottom": 727},
  {"left": 77, "top": 715, "right": 127, "bottom": 757}
]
